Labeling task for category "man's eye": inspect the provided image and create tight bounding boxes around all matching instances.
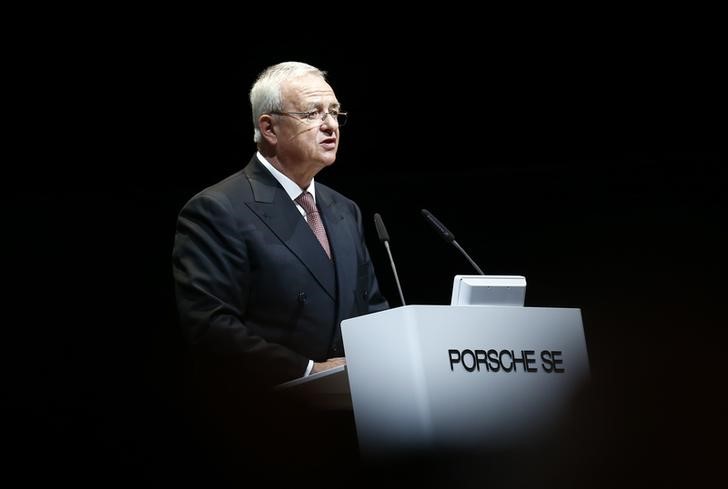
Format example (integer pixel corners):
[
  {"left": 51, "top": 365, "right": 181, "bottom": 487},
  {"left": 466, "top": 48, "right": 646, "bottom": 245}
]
[
  {"left": 306, "top": 111, "right": 320, "bottom": 120},
  {"left": 328, "top": 108, "right": 340, "bottom": 116}
]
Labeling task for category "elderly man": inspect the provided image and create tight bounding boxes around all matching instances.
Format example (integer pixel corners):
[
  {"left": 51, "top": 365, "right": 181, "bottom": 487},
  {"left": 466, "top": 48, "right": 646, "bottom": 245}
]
[{"left": 173, "top": 61, "right": 388, "bottom": 388}]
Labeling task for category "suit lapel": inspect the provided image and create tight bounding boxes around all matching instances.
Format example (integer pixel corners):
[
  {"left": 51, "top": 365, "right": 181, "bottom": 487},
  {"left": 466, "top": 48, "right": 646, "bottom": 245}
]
[
  {"left": 243, "top": 158, "right": 336, "bottom": 300},
  {"left": 318, "top": 188, "right": 357, "bottom": 318}
]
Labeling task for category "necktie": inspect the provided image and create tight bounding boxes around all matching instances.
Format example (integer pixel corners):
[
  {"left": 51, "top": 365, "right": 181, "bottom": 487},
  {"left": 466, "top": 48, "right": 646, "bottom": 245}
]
[{"left": 296, "top": 191, "right": 331, "bottom": 259}]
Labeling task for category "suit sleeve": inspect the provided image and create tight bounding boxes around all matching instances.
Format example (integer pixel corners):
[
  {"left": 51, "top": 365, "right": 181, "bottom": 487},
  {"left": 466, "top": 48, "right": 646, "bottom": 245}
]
[{"left": 172, "top": 192, "right": 309, "bottom": 386}]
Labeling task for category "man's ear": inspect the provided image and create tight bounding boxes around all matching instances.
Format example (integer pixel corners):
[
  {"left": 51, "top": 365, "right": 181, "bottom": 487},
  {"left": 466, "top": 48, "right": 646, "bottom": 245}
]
[{"left": 259, "top": 115, "right": 277, "bottom": 145}]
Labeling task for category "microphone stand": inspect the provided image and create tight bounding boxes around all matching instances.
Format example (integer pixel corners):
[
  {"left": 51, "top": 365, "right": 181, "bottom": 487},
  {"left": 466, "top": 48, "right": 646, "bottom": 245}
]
[{"left": 383, "top": 240, "right": 406, "bottom": 306}]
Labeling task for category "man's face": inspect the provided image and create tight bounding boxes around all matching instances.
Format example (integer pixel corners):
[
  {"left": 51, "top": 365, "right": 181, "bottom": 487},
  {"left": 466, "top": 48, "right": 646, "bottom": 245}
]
[{"left": 274, "top": 74, "right": 341, "bottom": 172}]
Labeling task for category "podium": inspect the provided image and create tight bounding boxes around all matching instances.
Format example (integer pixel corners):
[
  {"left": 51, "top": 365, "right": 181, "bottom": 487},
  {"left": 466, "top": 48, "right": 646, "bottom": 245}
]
[{"left": 278, "top": 305, "right": 589, "bottom": 457}]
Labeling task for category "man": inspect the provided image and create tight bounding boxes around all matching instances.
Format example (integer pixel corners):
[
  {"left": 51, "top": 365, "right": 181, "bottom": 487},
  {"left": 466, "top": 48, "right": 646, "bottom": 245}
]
[{"left": 173, "top": 61, "right": 388, "bottom": 390}]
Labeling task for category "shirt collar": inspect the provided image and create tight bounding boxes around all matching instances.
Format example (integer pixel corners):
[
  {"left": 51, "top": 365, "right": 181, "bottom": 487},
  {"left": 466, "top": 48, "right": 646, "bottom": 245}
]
[{"left": 256, "top": 152, "right": 316, "bottom": 203}]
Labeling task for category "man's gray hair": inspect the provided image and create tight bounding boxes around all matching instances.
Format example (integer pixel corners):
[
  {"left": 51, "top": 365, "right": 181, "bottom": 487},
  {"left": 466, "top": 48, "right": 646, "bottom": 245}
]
[{"left": 249, "top": 61, "right": 326, "bottom": 144}]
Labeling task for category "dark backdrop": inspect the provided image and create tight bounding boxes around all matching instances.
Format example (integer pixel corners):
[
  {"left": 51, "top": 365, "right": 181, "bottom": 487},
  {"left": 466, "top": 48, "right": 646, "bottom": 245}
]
[{"left": 4, "top": 40, "right": 725, "bottom": 485}]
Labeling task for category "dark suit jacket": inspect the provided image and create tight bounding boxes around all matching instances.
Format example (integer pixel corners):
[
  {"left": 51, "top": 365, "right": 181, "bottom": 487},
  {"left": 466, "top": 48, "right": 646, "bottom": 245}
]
[{"left": 173, "top": 156, "right": 388, "bottom": 386}]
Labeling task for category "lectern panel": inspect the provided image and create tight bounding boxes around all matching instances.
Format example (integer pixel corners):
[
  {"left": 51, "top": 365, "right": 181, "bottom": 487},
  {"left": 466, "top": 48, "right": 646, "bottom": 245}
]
[{"left": 341, "top": 305, "right": 589, "bottom": 456}]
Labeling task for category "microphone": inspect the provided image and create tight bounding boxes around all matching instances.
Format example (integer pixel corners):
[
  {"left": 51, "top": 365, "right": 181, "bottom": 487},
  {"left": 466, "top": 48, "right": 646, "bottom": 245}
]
[
  {"left": 374, "top": 213, "right": 406, "bottom": 306},
  {"left": 421, "top": 209, "right": 485, "bottom": 275}
]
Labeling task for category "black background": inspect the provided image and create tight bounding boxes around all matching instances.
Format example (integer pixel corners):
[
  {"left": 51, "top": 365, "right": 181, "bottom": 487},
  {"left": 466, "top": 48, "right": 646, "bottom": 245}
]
[{"left": 4, "top": 24, "right": 725, "bottom": 486}]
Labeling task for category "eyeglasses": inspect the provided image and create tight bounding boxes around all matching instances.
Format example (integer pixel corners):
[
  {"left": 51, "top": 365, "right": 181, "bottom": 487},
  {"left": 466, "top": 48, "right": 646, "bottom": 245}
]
[{"left": 270, "top": 108, "right": 348, "bottom": 126}]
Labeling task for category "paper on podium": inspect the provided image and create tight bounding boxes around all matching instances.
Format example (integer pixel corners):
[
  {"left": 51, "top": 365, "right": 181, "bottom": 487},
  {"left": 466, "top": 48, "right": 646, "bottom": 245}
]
[{"left": 274, "top": 364, "right": 351, "bottom": 410}]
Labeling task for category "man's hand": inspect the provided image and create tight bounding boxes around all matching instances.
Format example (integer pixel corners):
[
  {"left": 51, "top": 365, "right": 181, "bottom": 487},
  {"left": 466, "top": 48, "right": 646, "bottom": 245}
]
[{"left": 311, "top": 357, "right": 346, "bottom": 374}]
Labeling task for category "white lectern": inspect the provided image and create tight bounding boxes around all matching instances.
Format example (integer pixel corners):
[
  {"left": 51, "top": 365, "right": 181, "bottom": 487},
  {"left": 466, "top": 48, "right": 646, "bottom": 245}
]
[{"left": 279, "top": 305, "right": 589, "bottom": 457}]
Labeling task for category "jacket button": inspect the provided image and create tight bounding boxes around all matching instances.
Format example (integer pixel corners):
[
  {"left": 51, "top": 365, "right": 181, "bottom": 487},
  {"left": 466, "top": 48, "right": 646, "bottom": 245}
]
[{"left": 297, "top": 291, "right": 308, "bottom": 304}]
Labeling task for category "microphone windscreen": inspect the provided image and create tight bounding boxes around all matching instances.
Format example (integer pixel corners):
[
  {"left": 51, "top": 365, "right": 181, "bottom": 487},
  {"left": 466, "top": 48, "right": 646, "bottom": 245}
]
[
  {"left": 421, "top": 209, "right": 455, "bottom": 242},
  {"left": 374, "top": 213, "right": 390, "bottom": 242}
]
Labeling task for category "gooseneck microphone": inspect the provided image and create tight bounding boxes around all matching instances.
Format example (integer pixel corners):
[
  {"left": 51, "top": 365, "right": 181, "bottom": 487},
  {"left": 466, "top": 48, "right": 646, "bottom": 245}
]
[
  {"left": 421, "top": 209, "right": 485, "bottom": 275},
  {"left": 374, "top": 213, "right": 406, "bottom": 306}
]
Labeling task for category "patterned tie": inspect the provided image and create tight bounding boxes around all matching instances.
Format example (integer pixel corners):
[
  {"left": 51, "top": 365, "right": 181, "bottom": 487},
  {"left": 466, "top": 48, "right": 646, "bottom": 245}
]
[{"left": 296, "top": 191, "right": 331, "bottom": 259}]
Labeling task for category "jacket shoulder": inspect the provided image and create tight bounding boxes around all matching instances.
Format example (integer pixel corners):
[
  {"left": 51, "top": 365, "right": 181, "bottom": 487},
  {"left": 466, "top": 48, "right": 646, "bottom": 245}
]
[{"left": 182, "top": 169, "right": 253, "bottom": 211}]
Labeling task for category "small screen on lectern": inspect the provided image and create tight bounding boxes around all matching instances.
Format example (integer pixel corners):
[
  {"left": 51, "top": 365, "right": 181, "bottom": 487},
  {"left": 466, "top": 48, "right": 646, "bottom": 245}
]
[{"left": 450, "top": 275, "right": 526, "bottom": 306}]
